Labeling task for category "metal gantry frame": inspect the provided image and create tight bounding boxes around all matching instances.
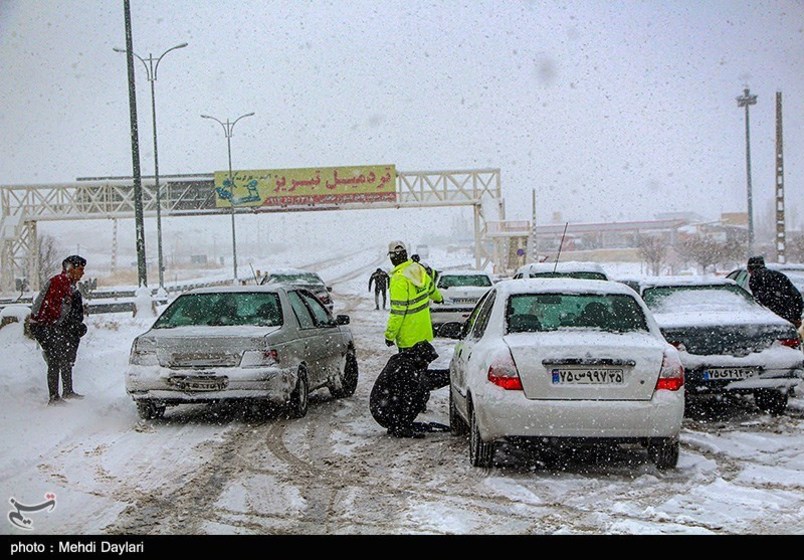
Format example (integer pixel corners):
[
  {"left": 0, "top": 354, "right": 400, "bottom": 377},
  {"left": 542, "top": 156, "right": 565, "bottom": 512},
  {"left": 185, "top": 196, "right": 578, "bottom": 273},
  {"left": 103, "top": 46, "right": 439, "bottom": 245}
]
[{"left": 0, "top": 168, "right": 503, "bottom": 292}]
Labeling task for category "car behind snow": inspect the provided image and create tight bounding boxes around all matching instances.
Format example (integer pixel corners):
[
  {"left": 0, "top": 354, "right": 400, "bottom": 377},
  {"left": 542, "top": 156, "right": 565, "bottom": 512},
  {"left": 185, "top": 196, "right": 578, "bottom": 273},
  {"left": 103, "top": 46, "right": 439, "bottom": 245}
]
[
  {"left": 430, "top": 269, "right": 494, "bottom": 332},
  {"left": 639, "top": 276, "right": 803, "bottom": 415},
  {"left": 260, "top": 267, "right": 334, "bottom": 312},
  {"left": 440, "top": 278, "right": 684, "bottom": 469},
  {"left": 125, "top": 285, "right": 358, "bottom": 420},
  {"left": 512, "top": 261, "right": 609, "bottom": 280}
]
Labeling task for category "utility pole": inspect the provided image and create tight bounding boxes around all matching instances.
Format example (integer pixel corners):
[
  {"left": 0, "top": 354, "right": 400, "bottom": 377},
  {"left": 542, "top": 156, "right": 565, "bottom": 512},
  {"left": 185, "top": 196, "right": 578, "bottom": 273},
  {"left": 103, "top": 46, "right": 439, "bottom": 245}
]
[
  {"left": 737, "top": 87, "right": 758, "bottom": 256},
  {"left": 122, "top": 0, "right": 147, "bottom": 287},
  {"left": 774, "top": 91, "right": 786, "bottom": 263}
]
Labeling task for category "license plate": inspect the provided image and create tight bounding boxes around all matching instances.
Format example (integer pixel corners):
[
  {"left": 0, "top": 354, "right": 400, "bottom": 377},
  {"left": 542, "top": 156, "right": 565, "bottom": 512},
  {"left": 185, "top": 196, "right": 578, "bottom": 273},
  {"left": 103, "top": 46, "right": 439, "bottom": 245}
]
[
  {"left": 173, "top": 377, "right": 228, "bottom": 391},
  {"left": 551, "top": 368, "right": 624, "bottom": 384},
  {"left": 702, "top": 367, "right": 758, "bottom": 381}
]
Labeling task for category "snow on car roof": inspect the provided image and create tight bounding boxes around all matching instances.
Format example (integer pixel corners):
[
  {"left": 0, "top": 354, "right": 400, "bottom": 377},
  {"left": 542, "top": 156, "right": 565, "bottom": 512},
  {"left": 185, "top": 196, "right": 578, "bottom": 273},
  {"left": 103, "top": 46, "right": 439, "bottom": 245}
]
[
  {"left": 638, "top": 275, "right": 738, "bottom": 289},
  {"left": 437, "top": 269, "right": 493, "bottom": 277},
  {"left": 187, "top": 285, "right": 284, "bottom": 294},
  {"left": 515, "top": 261, "right": 608, "bottom": 275},
  {"left": 495, "top": 277, "right": 634, "bottom": 296}
]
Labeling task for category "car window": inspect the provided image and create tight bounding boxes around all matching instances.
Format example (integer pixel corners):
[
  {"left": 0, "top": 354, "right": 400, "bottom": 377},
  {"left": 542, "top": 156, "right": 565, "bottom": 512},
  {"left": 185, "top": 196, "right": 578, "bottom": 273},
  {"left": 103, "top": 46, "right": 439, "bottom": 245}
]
[
  {"left": 506, "top": 293, "right": 648, "bottom": 333},
  {"left": 466, "top": 290, "right": 496, "bottom": 339},
  {"left": 641, "top": 284, "right": 755, "bottom": 313},
  {"left": 298, "top": 290, "right": 333, "bottom": 326},
  {"left": 152, "top": 292, "right": 283, "bottom": 328},
  {"left": 287, "top": 290, "right": 316, "bottom": 329},
  {"left": 268, "top": 272, "right": 324, "bottom": 286},
  {"left": 437, "top": 274, "right": 492, "bottom": 288}
]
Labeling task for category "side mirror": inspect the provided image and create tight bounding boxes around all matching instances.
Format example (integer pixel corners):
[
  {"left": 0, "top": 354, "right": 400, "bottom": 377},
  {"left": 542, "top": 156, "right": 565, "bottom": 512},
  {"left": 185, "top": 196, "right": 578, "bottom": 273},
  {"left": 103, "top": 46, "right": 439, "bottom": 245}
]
[
  {"left": 336, "top": 315, "right": 350, "bottom": 325},
  {"left": 437, "top": 322, "right": 464, "bottom": 339},
  {"left": 327, "top": 286, "right": 333, "bottom": 292}
]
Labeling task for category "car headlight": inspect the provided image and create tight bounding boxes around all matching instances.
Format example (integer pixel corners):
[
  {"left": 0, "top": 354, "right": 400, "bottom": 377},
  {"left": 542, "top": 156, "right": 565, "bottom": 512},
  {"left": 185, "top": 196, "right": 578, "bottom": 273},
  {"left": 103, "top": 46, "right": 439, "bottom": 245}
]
[{"left": 129, "top": 337, "right": 158, "bottom": 366}]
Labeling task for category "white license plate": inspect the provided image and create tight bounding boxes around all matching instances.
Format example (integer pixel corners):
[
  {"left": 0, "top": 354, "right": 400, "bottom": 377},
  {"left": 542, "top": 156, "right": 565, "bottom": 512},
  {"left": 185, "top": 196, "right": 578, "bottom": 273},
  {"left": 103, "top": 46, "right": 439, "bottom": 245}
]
[
  {"left": 551, "top": 368, "right": 624, "bottom": 384},
  {"left": 702, "top": 367, "right": 758, "bottom": 381}
]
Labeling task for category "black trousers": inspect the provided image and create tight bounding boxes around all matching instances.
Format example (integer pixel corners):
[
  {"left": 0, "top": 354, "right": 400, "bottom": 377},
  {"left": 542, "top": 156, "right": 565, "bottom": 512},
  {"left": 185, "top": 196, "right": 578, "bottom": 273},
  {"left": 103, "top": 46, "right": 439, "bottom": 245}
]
[
  {"left": 33, "top": 325, "right": 80, "bottom": 398},
  {"left": 374, "top": 289, "right": 387, "bottom": 309},
  {"left": 369, "top": 341, "right": 446, "bottom": 431}
]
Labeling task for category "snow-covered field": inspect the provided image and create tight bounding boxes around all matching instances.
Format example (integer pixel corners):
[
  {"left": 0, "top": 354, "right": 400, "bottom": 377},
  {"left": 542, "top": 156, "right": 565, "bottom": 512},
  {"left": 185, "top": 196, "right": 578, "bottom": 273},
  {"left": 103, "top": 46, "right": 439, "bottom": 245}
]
[{"left": 2, "top": 246, "right": 803, "bottom": 536}]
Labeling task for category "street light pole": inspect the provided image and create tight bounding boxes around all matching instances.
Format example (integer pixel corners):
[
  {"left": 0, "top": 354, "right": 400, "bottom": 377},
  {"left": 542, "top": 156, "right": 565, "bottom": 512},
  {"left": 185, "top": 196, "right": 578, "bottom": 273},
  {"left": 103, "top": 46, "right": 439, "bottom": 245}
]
[
  {"left": 201, "top": 112, "right": 255, "bottom": 282},
  {"left": 114, "top": 42, "right": 187, "bottom": 292},
  {"left": 737, "top": 87, "right": 758, "bottom": 255}
]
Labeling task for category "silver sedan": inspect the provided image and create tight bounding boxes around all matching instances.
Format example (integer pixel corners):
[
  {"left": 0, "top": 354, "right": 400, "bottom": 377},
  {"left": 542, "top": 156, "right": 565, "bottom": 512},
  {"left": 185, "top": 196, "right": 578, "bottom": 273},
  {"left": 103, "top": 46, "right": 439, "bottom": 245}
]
[
  {"left": 442, "top": 278, "right": 685, "bottom": 469},
  {"left": 125, "top": 285, "right": 358, "bottom": 420}
]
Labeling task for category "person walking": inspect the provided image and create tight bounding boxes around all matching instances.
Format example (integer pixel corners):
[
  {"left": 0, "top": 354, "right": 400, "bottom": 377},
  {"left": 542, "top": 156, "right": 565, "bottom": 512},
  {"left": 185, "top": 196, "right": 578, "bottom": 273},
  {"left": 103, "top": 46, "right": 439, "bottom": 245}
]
[
  {"left": 370, "top": 241, "right": 446, "bottom": 438},
  {"left": 29, "top": 255, "right": 89, "bottom": 405},
  {"left": 368, "top": 267, "right": 390, "bottom": 310},
  {"left": 747, "top": 256, "right": 803, "bottom": 328}
]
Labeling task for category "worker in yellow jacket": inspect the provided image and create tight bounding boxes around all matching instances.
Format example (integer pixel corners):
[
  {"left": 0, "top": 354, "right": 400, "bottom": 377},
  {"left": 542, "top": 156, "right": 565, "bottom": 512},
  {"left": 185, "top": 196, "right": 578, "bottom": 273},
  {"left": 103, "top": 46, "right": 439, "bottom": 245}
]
[{"left": 384, "top": 240, "right": 443, "bottom": 349}]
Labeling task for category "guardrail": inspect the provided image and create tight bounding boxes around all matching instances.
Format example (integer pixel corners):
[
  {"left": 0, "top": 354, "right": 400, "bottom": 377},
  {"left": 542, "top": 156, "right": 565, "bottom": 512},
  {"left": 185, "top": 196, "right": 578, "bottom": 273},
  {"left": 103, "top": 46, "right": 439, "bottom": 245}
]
[{"left": 0, "top": 277, "right": 233, "bottom": 315}]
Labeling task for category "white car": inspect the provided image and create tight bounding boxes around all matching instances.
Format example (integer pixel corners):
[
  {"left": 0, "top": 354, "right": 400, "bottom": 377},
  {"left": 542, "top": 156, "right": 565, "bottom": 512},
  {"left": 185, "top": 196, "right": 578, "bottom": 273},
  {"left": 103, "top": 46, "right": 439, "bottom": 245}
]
[
  {"left": 441, "top": 278, "right": 684, "bottom": 469},
  {"left": 430, "top": 270, "right": 494, "bottom": 331},
  {"left": 126, "top": 285, "right": 358, "bottom": 420},
  {"left": 513, "top": 261, "right": 609, "bottom": 280}
]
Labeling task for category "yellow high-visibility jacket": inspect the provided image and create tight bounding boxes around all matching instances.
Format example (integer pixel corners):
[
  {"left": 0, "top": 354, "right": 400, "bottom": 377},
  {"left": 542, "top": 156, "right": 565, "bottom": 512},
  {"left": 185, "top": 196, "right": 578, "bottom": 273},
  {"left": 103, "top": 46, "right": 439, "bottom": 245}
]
[{"left": 384, "top": 260, "right": 443, "bottom": 349}]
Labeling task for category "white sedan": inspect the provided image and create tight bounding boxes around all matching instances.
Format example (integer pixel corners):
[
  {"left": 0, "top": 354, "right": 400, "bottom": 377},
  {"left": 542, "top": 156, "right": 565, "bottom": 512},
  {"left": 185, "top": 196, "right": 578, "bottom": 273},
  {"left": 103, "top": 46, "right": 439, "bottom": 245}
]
[{"left": 441, "top": 278, "right": 685, "bottom": 469}]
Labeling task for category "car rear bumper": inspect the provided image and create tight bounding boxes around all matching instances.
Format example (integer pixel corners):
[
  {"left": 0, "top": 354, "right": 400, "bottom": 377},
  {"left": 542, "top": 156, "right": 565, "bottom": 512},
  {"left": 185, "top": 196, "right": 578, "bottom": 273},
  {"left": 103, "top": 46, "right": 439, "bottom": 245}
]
[
  {"left": 126, "top": 365, "right": 297, "bottom": 404},
  {"left": 472, "top": 388, "right": 684, "bottom": 441},
  {"left": 684, "top": 367, "right": 802, "bottom": 394},
  {"left": 430, "top": 307, "right": 474, "bottom": 326}
]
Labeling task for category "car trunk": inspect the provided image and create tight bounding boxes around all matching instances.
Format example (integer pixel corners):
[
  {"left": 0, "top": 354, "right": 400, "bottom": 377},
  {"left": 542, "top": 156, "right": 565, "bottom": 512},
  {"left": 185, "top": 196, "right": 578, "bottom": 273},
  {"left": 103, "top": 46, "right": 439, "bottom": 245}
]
[
  {"left": 504, "top": 331, "right": 667, "bottom": 401},
  {"left": 152, "top": 327, "right": 276, "bottom": 368}
]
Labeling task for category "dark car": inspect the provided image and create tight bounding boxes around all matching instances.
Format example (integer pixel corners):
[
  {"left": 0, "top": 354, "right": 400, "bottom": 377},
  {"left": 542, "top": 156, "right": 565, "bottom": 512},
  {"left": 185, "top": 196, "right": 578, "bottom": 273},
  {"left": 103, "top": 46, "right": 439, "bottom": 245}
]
[
  {"left": 639, "top": 276, "right": 803, "bottom": 415},
  {"left": 261, "top": 268, "right": 333, "bottom": 312}
]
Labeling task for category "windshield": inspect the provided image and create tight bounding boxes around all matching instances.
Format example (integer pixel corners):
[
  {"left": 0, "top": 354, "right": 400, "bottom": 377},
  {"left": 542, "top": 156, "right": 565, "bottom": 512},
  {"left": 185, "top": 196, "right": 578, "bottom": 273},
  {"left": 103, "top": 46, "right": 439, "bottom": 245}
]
[
  {"left": 438, "top": 274, "right": 492, "bottom": 288},
  {"left": 641, "top": 284, "right": 755, "bottom": 313},
  {"left": 153, "top": 292, "right": 283, "bottom": 328},
  {"left": 506, "top": 293, "right": 648, "bottom": 333}
]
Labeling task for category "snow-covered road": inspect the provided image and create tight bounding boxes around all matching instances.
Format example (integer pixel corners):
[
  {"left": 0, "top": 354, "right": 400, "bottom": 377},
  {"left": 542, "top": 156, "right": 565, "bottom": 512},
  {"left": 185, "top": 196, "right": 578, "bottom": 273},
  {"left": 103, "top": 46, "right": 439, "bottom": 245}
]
[{"left": 2, "top": 247, "right": 803, "bottom": 535}]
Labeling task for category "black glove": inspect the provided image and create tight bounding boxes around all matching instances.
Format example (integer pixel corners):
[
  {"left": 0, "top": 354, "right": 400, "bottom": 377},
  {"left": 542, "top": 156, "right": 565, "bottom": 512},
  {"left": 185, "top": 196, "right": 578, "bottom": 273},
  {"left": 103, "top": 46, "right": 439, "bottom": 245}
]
[
  {"left": 385, "top": 338, "right": 395, "bottom": 347},
  {"left": 78, "top": 323, "right": 88, "bottom": 337}
]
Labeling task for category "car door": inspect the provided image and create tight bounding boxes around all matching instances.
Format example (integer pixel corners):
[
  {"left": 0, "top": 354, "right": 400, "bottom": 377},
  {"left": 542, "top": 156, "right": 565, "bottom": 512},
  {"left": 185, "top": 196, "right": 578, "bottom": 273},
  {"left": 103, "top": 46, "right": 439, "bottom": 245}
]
[
  {"left": 286, "top": 289, "right": 329, "bottom": 388},
  {"left": 298, "top": 289, "right": 347, "bottom": 386},
  {"left": 451, "top": 289, "right": 497, "bottom": 405}
]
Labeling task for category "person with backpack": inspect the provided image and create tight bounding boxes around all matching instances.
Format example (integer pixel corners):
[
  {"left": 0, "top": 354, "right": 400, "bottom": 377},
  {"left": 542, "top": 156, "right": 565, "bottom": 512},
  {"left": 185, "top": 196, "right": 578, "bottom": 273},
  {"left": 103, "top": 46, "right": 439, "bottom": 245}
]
[
  {"left": 747, "top": 256, "right": 804, "bottom": 328},
  {"left": 29, "top": 255, "right": 89, "bottom": 405}
]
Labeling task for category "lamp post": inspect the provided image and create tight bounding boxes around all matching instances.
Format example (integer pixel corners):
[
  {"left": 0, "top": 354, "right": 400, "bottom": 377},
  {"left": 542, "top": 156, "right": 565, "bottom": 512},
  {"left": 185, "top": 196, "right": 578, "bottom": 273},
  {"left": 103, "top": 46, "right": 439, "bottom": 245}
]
[
  {"left": 113, "top": 42, "right": 188, "bottom": 292},
  {"left": 201, "top": 112, "right": 255, "bottom": 282},
  {"left": 737, "top": 87, "right": 758, "bottom": 255}
]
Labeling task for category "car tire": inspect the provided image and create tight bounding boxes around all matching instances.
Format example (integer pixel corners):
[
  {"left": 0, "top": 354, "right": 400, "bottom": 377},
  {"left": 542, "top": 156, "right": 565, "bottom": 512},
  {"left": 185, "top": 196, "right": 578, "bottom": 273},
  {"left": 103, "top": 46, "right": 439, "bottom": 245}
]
[
  {"left": 449, "top": 387, "right": 468, "bottom": 436},
  {"left": 136, "top": 401, "right": 165, "bottom": 420},
  {"left": 469, "top": 403, "right": 494, "bottom": 468},
  {"left": 754, "top": 388, "right": 788, "bottom": 416},
  {"left": 288, "top": 367, "right": 309, "bottom": 419},
  {"left": 329, "top": 349, "right": 359, "bottom": 398},
  {"left": 648, "top": 437, "right": 679, "bottom": 470}
]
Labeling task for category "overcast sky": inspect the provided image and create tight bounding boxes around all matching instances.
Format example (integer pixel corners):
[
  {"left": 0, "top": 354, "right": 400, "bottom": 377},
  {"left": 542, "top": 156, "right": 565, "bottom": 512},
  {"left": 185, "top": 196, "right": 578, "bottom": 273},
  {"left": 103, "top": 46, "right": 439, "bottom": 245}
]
[{"left": 1, "top": 0, "right": 803, "bottom": 249}]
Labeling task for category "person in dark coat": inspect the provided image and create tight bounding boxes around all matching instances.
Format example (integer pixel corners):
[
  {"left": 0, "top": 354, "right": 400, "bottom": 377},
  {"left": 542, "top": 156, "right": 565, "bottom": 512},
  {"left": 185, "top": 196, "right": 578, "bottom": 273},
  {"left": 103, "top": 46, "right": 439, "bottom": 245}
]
[
  {"left": 368, "top": 267, "right": 389, "bottom": 310},
  {"left": 747, "top": 256, "right": 803, "bottom": 328},
  {"left": 29, "top": 255, "right": 89, "bottom": 405}
]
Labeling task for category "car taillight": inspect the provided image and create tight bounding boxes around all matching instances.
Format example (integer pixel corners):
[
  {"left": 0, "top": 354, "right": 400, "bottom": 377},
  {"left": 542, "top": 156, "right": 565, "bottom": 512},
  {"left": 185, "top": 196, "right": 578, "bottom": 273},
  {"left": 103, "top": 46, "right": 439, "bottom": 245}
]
[
  {"left": 487, "top": 349, "right": 522, "bottom": 390},
  {"left": 668, "top": 341, "right": 687, "bottom": 353},
  {"left": 656, "top": 348, "right": 684, "bottom": 391},
  {"left": 240, "top": 349, "right": 280, "bottom": 368},
  {"left": 776, "top": 338, "right": 801, "bottom": 349}
]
